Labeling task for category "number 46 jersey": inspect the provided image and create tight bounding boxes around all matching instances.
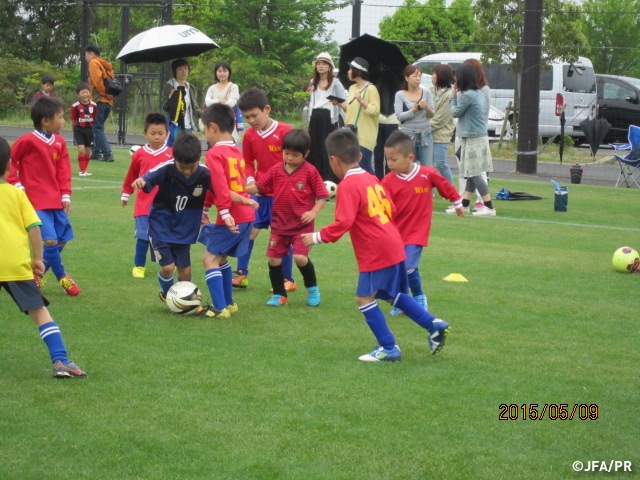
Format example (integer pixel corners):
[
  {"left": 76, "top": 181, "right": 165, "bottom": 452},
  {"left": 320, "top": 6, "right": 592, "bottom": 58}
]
[
  {"left": 317, "top": 167, "right": 406, "bottom": 273},
  {"left": 141, "top": 160, "right": 212, "bottom": 245}
]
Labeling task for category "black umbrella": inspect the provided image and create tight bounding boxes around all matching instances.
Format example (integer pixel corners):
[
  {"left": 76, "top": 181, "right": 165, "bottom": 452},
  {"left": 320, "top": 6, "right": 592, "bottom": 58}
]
[
  {"left": 559, "top": 110, "right": 565, "bottom": 163},
  {"left": 579, "top": 117, "right": 611, "bottom": 157},
  {"left": 339, "top": 34, "right": 409, "bottom": 116}
]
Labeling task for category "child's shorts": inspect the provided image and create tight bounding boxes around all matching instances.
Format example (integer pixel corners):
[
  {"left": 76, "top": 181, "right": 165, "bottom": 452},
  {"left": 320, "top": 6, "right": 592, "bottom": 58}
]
[
  {"left": 253, "top": 195, "right": 273, "bottom": 229},
  {"left": 404, "top": 245, "right": 424, "bottom": 270},
  {"left": 198, "top": 221, "right": 253, "bottom": 258},
  {"left": 0, "top": 280, "right": 49, "bottom": 313},
  {"left": 149, "top": 239, "right": 191, "bottom": 268},
  {"left": 266, "top": 232, "right": 309, "bottom": 258},
  {"left": 356, "top": 261, "right": 409, "bottom": 300},
  {"left": 133, "top": 216, "right": 150, "bottom": 241},
  {"left": 73, "top": 126, "right": 95, "bottom": 148},
  {"left": 36, "top": 209, "right": 74, "bottom": 243}
]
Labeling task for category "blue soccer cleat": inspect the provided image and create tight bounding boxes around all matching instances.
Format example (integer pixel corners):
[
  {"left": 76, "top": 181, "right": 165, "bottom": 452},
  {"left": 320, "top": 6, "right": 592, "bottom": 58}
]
[
  {"left": 428, "top": 319, "right": 450, "bottom": 355},
  {"left": 358, "top": 345, "right": 402, "bottom": 362}
]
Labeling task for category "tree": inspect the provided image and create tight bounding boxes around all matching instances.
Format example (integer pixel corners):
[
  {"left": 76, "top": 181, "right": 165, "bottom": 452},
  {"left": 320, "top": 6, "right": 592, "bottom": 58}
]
[{"left": 378, "top": 0, "right": 478, "bottom": 63}]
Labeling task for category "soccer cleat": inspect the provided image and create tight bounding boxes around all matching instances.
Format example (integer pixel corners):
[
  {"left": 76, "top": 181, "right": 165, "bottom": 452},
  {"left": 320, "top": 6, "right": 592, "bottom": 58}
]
[
  {"left": 159, "top": 290, "right": 166, "bottom": 303},
  {"left": 306, "top": 286, "right": 321, "bottom": 306},
  {"left": 58, "top": 275, "right": 80, "bottom": 296},
  {"left": 53, "top": 360, "right": 86, "bottom": 378},
  {"left": 197, "top": 305, "right": 231, "bottom": 318},
  {"left": 34, "top": 274, "right": 45, "bottom": 291},
  {"left": 232, "top": 271, "right": 249, "bottom": 288},
  {"left": 358, "top": 345, "right": 402, "bottom": 362},
  {"left": 269, "top": 280, "right": 298, "bottom": 293},
  {"left": 266, "top": 294, "right": 288, "bottom": 306},
  {"left": 226, "top": 302, "right": 239, "bottom": 314},
  {"left": 79, "top": 171, "right": 93, "bottom": 177},
  {"left": 389, "top": 306, "right": 404, "bottom": 316},
  {"left": 414, "top": 294, "right": 428, "bottom": 310},
  {"left": 132, "top": 266, "right": 146, "bottom": 278},
  {"left": 472, "top": 206, "right": 496, "bottom": 217},
  {"left": 428, "top": 319, "right": 450, "bottom": 355}
]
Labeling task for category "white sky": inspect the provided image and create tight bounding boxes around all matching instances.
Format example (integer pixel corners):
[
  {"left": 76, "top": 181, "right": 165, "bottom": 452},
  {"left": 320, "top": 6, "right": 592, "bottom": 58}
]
[{"left": 325, "top": 0, "right": 407, "bottom": 45}]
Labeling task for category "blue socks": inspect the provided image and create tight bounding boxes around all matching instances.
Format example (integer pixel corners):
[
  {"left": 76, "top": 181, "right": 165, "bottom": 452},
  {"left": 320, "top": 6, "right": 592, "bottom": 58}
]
[
  {"left": 204, "top": 268, "right": 226, "bottom": 311},
  {"left": 39, "top": 322, "right": 68, "bottom": 363},
  {"left": 134, "top": 239, "right": 150, "bottom": 267},
  {"left": 360, "top": 301, "right": 395, "bottom": 350},
  {"left": 43, "top": 244, "right": 65, "bottom": 280},
  {"left": 281, "top": 248, "right": 294, "bottom": 282},
  {"left": 394, "top": 293, "right": 436, "bottom": 332},
  {"left": 158, "top": 272, "right": 174, "bottom": 298},
  {"left": 236, "top": 239, "right": 254, "bottom": 274},
  {"left": 407, "top": 268, "right": 423, "bottom": 297},
  {"left": 220, "top": 261, "right": 233, "bottom": 306}
]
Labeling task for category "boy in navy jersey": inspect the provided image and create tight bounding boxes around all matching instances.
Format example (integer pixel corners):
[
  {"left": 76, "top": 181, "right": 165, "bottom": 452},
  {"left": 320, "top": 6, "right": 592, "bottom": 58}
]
[
  {"left": 8, "top": 96, "right": 80, "bottom": 296},
  {"left": 70, "top": 82, "right": 97, "bottom": 176},
  {"left": 246, "top": 129, "right": 328, "bottom": 306},
  {"left": 199, "top": 103, "right": 258, "bottom": 318},
  {"left": 132, "top": 134, "right": 212, "bottom": 309},
  {"left": 302, "top": 129, "right": 450, "bottom": 362}
]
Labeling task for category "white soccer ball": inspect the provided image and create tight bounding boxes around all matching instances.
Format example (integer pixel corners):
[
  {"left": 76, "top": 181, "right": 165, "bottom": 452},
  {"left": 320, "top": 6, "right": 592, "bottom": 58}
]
[
  {"left": 324, "top": 180, "right": 337, "bottom": 199},
  {"left": 165, "top": 281, "right": 203, "bottom": 315},
  {"left": 129, "top": 145, "right": 141, "bottom": 157},
  {"left": 612, "top": 246, "right": 640, "bottom": 273}
]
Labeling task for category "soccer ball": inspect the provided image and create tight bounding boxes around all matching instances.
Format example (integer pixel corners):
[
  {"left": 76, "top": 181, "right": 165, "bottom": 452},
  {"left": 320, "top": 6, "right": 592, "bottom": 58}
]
[
  {"left": 129, "top": 145, "right": 141, "bottom": 157},
  {"left": 324, "top": 180, "right": 337, "bottom": 199},
  {"left": 165, "top": 281, "right": 203, "bottom": 315},
  {"left": 612, "top": 246, "right": 640, "bottom": 273}
]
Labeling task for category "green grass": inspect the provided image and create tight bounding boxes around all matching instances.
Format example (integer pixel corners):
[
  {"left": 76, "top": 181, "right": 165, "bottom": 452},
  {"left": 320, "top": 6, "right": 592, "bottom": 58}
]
[{"left": 1, "top": 149, "right": 638, "bottom": 479}]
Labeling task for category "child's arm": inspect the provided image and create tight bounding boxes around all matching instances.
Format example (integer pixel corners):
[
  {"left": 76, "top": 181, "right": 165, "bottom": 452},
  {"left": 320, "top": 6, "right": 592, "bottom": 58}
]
[
  {"left": 245, "top": 183, "right": 259, "bottom": 195},
  {"left": 230, "top": 191, "right": 258, "bottom": 210},
  {"left": 432, "top": 171, "right": 464, "bottom": 216},
  {"left": 28, "top": 226, "right": 45, "bottom": 276},
  {"left": 301, "top": 198, "right": 327, "bottom": 224},
  {"left": 132, "top": 177, "right": 147, "bottom": 190}
]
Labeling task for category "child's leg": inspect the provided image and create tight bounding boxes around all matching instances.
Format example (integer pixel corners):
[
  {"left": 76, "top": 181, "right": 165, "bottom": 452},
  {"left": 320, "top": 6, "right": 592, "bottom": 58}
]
[
  {"left": 296, "top": 256, "right": 317, "bottom": 288},
  {"left": 392, "top": 293, "right": 436, "bottom": 331},
  {"left": 43, "top": 240, "right": 66, "bottom": 280},
  {"left": 233, "top": 227, "right": 258, "bottom": 286},
  {"left": 407, "top": 268, "right": 423, "bottom": 297},
  {"left": 135, "top": 239, "right": 149, "bottom": 268},
  {"left": 158, "top": 264, "right": 175, "bottom": 299},
  {"left": 268, "top": 258, "right": 287, "bottom": 302},
  {"left": 203, "top": 251, "right": 227, "bottom": 311},
  {"left": 176, "top": 265, "right": 192, "bottom": 282},
  {"left": 219, "top": 259, "right": 235, "bottom": 307},
  {"left": 282, "top": 247, "right": 295, "bottom": 284},
  {"left": 357, "top": 296, "right": 396, "bottom": 350}
]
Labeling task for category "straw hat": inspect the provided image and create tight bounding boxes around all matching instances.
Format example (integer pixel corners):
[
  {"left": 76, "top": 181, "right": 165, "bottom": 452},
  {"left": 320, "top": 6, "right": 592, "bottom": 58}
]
[{"left": 313, "top": 52, "right": 335, "bottom": 69}]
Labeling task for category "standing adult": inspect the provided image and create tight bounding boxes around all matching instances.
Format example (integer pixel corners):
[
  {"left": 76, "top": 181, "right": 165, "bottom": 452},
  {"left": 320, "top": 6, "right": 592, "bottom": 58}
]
[
  {"left": 85, "top": 45, "right": 115, "bottom": 162},
  {"left": 306, "top": 52, "right": 345, "bottom": 181},
  {"left": 162, "top": 58, "right": 200, "bottom": 146},
  {"left": 203, "top": 61, "right": 240, "bottom": 142},
  {"left": 429, "top": 64, "right": 455, "bottom": 185},
  {"left": 335, "top": 57, "right": 380, "bottom": 175},
  {"left": 449, "top": 63, "right": 496, "bottom": 217},
  {"left": 394, "top": 65, "right": 434, "bottom": 167}
]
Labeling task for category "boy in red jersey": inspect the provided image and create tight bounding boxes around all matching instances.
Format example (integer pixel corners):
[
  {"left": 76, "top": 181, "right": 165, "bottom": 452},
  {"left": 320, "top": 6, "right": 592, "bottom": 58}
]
[
  {"left": 246, "top": 129, "right": 329, "bottom": 306},
  {"left": 8, "top": 96, "right": 80, "bottom": 296},
  {"left": 302, "top": 129, "right": 450, "bottom": 362},
  {"left": 0, "top": 137, "right": 85, "bottom": 378},
  {"left": 121, "top": 113, "right": 173, "bottom": 279},
  {"left": 232, "top": 88, "right": 296, "bottom": 292},
  {"left": 382, "top": 130, "right": 463, "bottom": 315},
  {"left": 70, "top": 82, "right": 97, "bottom": 177},
  {"left": 199, "top": 103, "right": 258, "bottom": 317}
]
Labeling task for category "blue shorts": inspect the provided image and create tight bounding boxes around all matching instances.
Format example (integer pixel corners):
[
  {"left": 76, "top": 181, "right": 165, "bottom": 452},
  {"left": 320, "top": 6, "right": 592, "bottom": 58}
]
[
  {"left": 36, "top": 209, "right": 74, "bottom": 243},
  {"left": 149, "top": 239, "right": 191, "bottom": 268},
  {"left": 356, "top": 261, "right": 409, "bottom": 300},
  {"left": 198, "top": 221, "right": 253, "bottom": 258},
  {"left": 253, "top": 195, "right": 273, "bottom": 229},
  {"left": 134, "top": 216, "right": 150, "bottom": 241},
  {"left": 404, "top": 245, "right": 424, "bottom": 270},
  {"left": 0, "top": 280, "right": 49, "bottom": 313}
]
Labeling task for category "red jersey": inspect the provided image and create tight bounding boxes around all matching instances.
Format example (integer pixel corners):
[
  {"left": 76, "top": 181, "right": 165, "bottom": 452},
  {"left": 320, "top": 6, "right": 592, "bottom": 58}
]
[
  {"left": 316, "top": 167, "right": 406, "bottom": 273},
  {"left": 381, "top": 163, "right": 460, "bottom": 247},
  {"left": 255, "top": 161, "right": 329, "bottom": 235},
  {"left": 70, "top": 101, "right": 98, "bottom": 128},
  {"left": 242, "top": 120, "right": 292, "bottom": 187},
  {"left": 8, "top": 131, "right": 72, "bottom": 210},
  {"left": 205, "top": 141, "right": 256, "bottom": 226},
  {"left": 121, "top": 145, "right": 173, "bottom": 218}
]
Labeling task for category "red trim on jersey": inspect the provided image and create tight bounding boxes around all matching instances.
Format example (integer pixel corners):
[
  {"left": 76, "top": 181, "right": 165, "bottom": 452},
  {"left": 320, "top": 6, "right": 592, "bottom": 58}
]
[
  {"left": 242, "top": 120, "right": 292, "bottom": 187},
  {"left": 122, "top": 145, "right": 173, "bottom": 217},
  {"left": 70, "top": 101, "right": 98, "bottom": 128}
]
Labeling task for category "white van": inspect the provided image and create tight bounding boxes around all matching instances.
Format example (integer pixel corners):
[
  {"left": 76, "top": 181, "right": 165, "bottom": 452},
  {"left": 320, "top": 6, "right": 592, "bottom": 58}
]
[{"left": 414, "top": 52, "right": 597, "bottom": 141}]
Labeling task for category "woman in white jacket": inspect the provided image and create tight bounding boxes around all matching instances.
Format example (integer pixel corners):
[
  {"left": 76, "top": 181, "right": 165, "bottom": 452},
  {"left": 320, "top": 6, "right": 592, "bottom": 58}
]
[{"left": 203, "top": 61, "right": 240, "bottom": 142}]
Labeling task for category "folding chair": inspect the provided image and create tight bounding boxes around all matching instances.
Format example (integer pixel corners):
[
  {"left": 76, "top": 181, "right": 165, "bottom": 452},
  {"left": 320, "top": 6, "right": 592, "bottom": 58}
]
[{"left": 613, "top": 125, "right": 640, "bottom": 188}]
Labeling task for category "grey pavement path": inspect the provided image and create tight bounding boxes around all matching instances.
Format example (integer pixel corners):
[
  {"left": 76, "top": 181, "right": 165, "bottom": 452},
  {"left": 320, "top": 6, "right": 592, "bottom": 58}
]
[{"left": 0, "top": 124, "right": 626, "bottom": 187}]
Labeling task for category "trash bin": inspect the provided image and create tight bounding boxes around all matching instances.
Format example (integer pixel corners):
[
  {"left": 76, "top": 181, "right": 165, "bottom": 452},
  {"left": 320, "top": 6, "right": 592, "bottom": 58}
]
[
  {"left": 570, "top": 164, "right": 583, "bottom": 184},
  {"left": 550, "top": 180, "right": 568, "bottom": 212}
]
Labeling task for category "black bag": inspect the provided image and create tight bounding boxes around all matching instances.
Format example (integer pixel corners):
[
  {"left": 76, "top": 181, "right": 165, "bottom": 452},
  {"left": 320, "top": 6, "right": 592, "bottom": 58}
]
[
  {"left": 342, "top": 124, "right": 357, "bottom": 134},
  {"left": 104, "top": 77, "right": 123, "bottom": 96}
]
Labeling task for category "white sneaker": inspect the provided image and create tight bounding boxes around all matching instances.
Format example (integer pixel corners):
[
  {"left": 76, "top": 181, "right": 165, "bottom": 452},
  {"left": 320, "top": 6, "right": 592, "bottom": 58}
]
[
  {"left": 473, "top": 201, "right": 484, "bottom": 212},
  {"left": 472, "top": 206, "right": 496, "bottom": 217},
  {"left": 445, "top": 206, "right": 470, "bottom": 214}
]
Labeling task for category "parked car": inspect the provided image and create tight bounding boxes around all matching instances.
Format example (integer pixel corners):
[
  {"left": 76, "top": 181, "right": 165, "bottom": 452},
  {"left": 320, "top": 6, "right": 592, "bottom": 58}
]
[{"left": 596, "top": 74, "right": 640, "bottom": 143}]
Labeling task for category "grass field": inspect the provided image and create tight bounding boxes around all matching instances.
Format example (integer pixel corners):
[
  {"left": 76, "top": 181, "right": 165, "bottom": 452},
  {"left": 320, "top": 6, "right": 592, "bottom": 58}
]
[{"left": 1, "top": 149, "right": 638, "bottom": 479}]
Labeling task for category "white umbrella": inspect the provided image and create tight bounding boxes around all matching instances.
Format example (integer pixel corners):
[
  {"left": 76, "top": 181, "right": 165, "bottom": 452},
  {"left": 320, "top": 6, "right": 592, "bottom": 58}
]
[{"left": 117, "top": 24, "right": 219, "bottom": 63}]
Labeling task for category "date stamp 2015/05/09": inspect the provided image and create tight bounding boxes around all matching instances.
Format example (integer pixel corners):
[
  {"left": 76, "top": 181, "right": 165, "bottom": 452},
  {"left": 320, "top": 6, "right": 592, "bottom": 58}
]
[{"left": 499, "top": 404, "right": 599, "bottom": 420}]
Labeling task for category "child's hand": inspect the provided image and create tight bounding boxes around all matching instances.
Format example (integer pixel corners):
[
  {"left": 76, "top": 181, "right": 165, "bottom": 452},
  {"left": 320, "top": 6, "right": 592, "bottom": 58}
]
[
  {"left": 63, "top": 201, "right": 72, "bottom": 215},
  {"left": 301, "top": 233, "right": 313, "bottom": 247},
  {"left": 224, "top": 216, "right": 239, "bottom": 234},
  {"left": 455, "top": 206, "right": 465, "bottom": 217},
  {"left": 31, "top": 259, "right": 45, "bottom": 276},
  {"left": 300, "top": 210, "right": 316, "bottom": 224},
  {"left": 201, "top": 212, "right": 210, "bottom": 226},
  {"left": 121, "top": 199, "right": 128, "bottom": 208},
  {"left": 132, "top": 178, "right": 146, "bottom": 190}
]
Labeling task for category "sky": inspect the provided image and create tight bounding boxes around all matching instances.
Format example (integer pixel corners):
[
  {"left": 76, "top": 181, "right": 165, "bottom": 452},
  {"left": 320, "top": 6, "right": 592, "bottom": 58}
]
[{"left": 325, "top": 0, "right": 407, "bottom": 46}]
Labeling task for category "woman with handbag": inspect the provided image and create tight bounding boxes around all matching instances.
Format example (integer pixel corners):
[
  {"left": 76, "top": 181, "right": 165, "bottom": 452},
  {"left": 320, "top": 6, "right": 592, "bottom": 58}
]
[
  {"left": 394, "top": 65, "right": 435, "bottom": 167},
  {"left": 307, "top": 52, "right": 345, "bottom": 181},
  {"left": 335, "top": 57, "right": 380, "bottom": 175},
  {"left": 161, "top": 58, "right": 200, "bottom": 146},
  {"left": 203, "top": 61, "right": 241, "bottom": 142}
]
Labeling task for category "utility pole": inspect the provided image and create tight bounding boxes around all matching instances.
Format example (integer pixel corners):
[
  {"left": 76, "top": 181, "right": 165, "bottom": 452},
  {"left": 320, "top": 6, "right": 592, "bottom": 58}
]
[
  {"left": 351, "top": 0, "right": 362, "bottom": 40},
  {"left": 516, "top": 0, "right": 543, "bottom": 174}
]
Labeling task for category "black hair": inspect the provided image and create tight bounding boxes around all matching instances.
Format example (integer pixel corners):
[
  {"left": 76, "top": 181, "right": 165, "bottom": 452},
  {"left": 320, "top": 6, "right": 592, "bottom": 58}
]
[
  {"left": 171, "top": 134, "right": 201, "bottom": 165},
  {"left": 201, "top": 103, "right": 235, "bottom": 134},
  {"left": 214, "top": 61, "right": 232, "bottom": 82},
  {"left": 144, "top": 112, "right": 169, "bottom": 132},
  {"left": 349, "top": 67, "right": 369, "bottom": 81},
  {"left": 75, "top": 82, "right": 90, "bottom": 93},
  {"left": 237, "top": 87, "right": 269, "bottom": 112},
  {"left": 400, "top": 65, "right": 421, "bottom": 91},
  {"left": 454, "top": 63, "right": 479, "bottom": 92},
  {"left": 85, "top": 45, "right": 101, "bottom": 56},
  {"left": 325, "top": 129, "right": 360, "bottom": 165},
  {"left": 433, "top": 64, "right": 454, "bottom": 89},
  {"left": 0, "top": 136, "right": 10, "bottom": 176},
  {"left": 171, "top": 58, "right": 190, "bottom": 78},
  {"left": 41, "top": 75, "right": 55, "bottom": 85},
  {"left": 384, "top": 130, "right": 415, "bottom": 156},
  {"left": 283, "top": 129, "right": 311, "bottom": 155},
  {"left": 30, "top": 96, "right": 65, "bottom": 129}
]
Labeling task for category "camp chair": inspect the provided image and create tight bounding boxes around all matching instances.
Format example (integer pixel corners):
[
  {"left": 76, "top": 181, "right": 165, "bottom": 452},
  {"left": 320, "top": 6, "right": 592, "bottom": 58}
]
[{"left": 613, "top": 125, "right": 640, "bottom": 188}]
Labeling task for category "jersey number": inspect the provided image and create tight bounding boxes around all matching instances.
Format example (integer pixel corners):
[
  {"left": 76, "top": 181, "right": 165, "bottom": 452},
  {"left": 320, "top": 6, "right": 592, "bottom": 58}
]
[
  {"left": 228, "top": 157, "right": 246, "bottom": 193},
  {"left": 367, "top": 185, "right": 392, "bottom": 225},
  {"left": 175, "top": 195, "right": 188, "bottom": 211}
]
